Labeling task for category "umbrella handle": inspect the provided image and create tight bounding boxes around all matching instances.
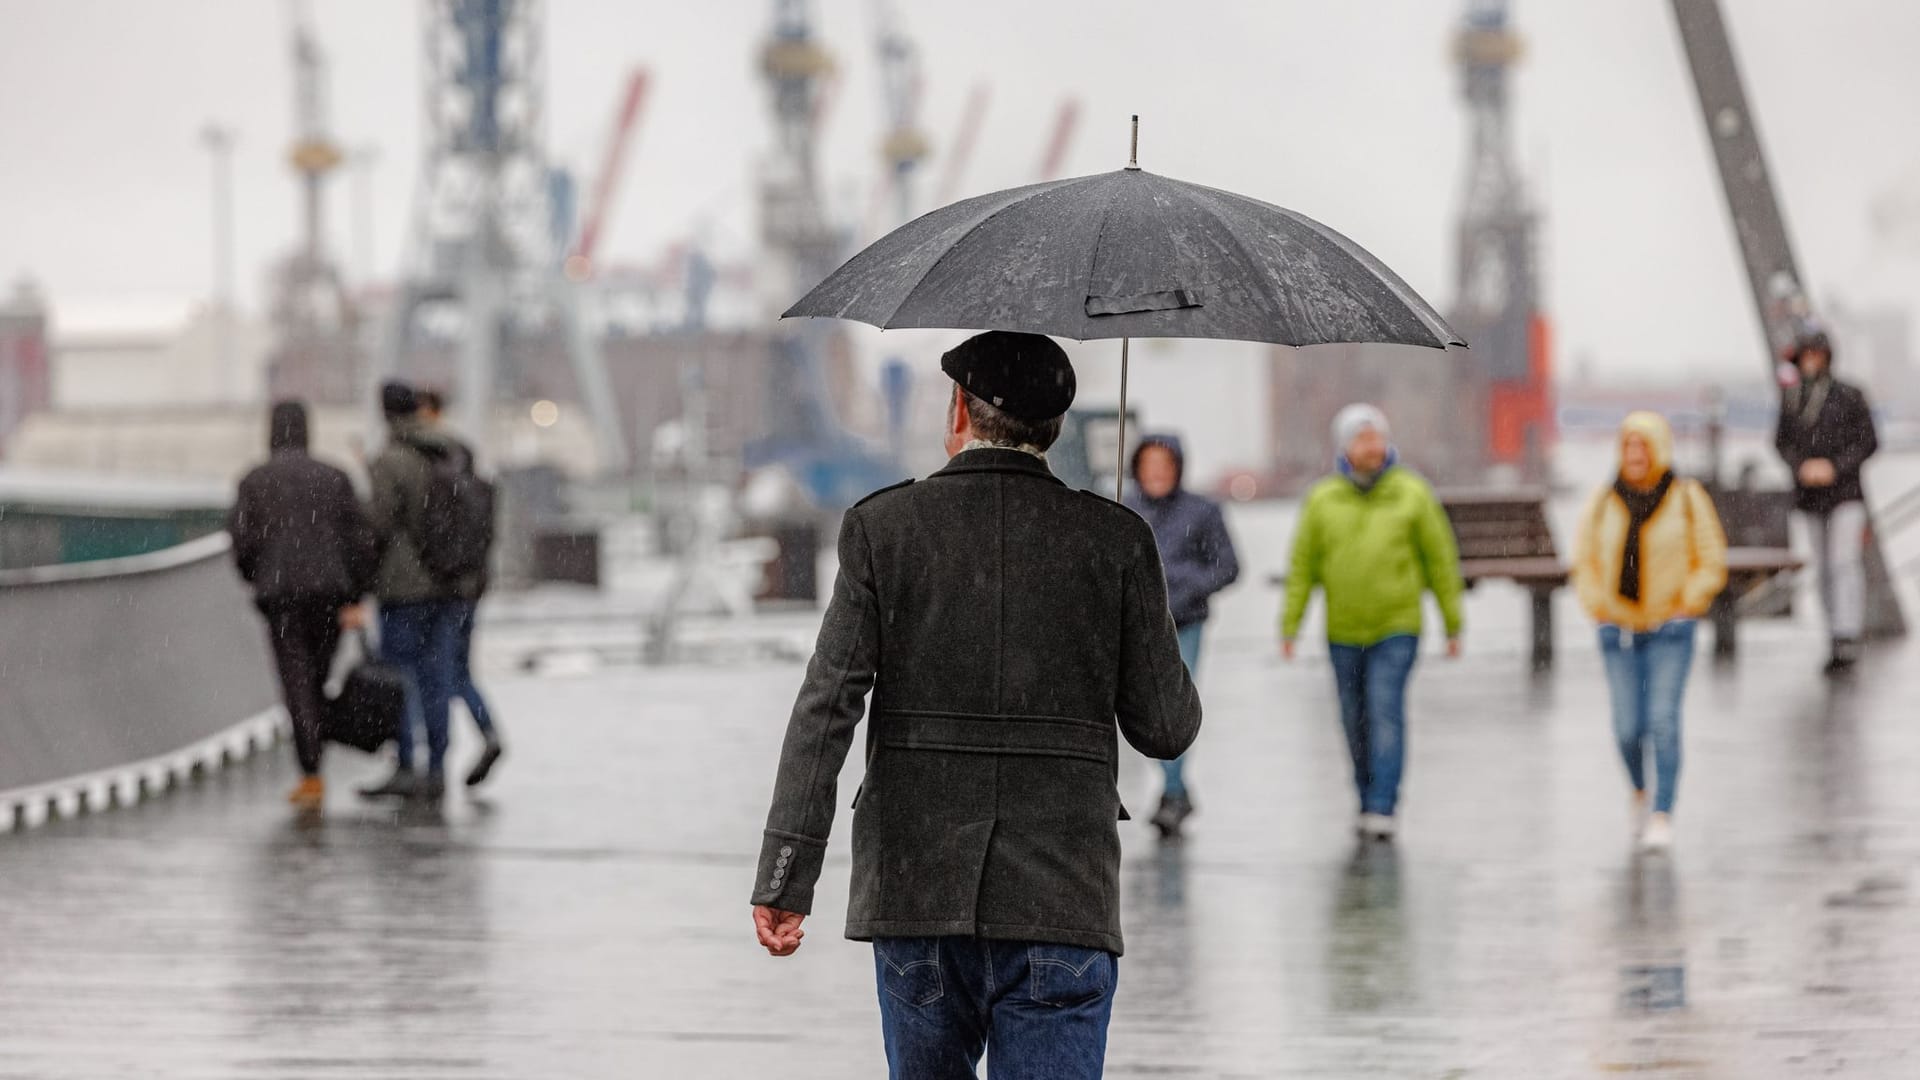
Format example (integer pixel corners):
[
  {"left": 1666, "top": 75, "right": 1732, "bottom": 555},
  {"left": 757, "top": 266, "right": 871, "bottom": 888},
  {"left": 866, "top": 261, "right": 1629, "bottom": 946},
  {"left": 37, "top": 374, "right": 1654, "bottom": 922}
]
[{"left": 1114, "top": 337, "right": 1130, "bottom": 502}]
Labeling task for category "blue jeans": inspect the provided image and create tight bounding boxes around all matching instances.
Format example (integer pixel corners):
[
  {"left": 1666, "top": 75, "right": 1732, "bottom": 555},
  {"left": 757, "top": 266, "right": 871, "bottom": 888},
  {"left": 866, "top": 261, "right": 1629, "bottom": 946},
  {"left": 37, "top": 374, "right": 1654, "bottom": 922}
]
[
  {"left": 379, "top": 599, "right": 464, "bottom": 775},
  {"left": 1327, "top": 635, "right": 1420, "bottom": 816},
  {"left": 874, "top": 937, "right": 1117, "bottom": 1080},
  {"left": 1159, "top": 623, "right": 1206, "bottom": 799},
  {"left": 452, "top": 600, "right": 496, "bottom": 739},
  {"left": 1598, "top": 621, "right": 1696, "bottom": 814}
]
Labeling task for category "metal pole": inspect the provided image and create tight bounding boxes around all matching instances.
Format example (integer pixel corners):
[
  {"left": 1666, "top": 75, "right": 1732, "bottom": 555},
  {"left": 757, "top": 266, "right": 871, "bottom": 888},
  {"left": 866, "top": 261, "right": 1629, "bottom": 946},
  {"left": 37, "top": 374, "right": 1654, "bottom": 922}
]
[
  {"left": 200, "top": 124, "right": 236, "bottom": 393},
  {"left": 1114, "top": 337, "right": 1130, "bottom": 501}
]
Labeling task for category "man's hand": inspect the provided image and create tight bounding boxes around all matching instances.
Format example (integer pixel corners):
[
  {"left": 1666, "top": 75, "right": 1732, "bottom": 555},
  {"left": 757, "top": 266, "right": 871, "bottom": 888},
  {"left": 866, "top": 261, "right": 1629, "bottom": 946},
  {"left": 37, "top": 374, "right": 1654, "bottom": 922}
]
[
  {"left": 753, "top": 905, "right": 806, "bottom": 957},
  {"left": 337, "top": 603, "right": 369, "bottom": 630},
  {"left": 1799, "top": 458, "right": 1838, "bottom": 487},
  {"left": 1281, "top": 638, "right": 1297, "bottom": 661},
  {"left": 1446, "top": 637, "right": 1463, "bottom": 660}
]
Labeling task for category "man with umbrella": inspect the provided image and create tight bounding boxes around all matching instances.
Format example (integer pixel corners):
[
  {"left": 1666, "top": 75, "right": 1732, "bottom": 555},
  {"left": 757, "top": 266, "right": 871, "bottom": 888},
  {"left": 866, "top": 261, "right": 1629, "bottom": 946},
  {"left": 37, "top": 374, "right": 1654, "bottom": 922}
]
[{"left": 749, "top": 331, "right": 1201, "bottom": 1077}]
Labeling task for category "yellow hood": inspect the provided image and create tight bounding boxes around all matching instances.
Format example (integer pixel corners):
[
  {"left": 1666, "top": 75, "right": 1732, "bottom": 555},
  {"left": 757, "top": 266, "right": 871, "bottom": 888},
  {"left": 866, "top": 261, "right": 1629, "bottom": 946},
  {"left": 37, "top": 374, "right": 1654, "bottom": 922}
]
[{"left": 1618, "top": 410, "right": 1675, "bottom": 478}]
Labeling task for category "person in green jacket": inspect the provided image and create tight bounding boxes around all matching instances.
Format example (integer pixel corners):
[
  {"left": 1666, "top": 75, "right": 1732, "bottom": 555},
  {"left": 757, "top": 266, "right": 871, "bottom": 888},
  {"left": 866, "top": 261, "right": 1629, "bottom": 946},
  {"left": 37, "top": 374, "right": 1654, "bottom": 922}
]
[{"left": 1281, "top": 404, "right": 1465, "bottom": 841}]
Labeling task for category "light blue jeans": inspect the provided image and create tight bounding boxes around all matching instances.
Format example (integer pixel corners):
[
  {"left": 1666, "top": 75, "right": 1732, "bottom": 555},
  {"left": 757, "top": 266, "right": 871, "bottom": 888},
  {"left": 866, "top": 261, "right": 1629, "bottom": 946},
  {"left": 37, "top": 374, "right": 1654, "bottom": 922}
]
[
  {"left": 1598, "top": 621, "right": 1697, "bottom": 814},
  {"left": 1159, "top": 623, "right": 1206, "bottom": 799}
]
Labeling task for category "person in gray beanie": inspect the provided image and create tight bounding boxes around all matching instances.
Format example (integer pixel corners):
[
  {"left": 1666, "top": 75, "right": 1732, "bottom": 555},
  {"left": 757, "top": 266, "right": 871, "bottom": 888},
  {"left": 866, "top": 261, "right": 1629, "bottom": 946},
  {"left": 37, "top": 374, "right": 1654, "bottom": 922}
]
[{"left": 1282, "top": 404, "right": 1465, "bottom": 841}]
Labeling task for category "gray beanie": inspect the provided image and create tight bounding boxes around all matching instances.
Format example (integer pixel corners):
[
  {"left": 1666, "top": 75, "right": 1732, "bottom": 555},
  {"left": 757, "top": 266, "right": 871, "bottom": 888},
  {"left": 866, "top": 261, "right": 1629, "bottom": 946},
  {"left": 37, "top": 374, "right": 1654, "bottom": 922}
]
[{"left": 1332, "top": 403, "right": 1390, "bottom": 451}]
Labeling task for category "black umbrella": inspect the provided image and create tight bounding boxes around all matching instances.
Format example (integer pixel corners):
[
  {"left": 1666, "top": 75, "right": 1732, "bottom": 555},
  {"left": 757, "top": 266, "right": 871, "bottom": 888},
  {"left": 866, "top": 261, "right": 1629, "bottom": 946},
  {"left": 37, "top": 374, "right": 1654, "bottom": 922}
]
[{"left": 785, "top": 118, "right": 1464, "bottom": 497}]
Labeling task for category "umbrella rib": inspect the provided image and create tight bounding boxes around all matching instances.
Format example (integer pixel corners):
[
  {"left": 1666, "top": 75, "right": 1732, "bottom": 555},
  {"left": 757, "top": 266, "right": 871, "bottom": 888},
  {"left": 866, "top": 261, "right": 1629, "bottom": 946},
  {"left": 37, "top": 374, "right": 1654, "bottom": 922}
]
[
  {"left": 1207, "top": 186, "right": 1459, "bottom": 347},
  {"left": 884, "top": 177, "right": 1084, "bottom": 329},
  {"left": 1077, "top": 177, "right": 1129, "bottom": 339}
]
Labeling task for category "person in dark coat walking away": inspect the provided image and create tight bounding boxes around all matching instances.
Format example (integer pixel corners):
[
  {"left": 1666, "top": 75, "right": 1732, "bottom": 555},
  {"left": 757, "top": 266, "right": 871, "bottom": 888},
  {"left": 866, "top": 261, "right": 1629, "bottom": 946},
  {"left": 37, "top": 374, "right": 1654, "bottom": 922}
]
[
  {"left": 353, "top": 381, "right": 485, "bottom": 801},
  {"left": 1774, "top": 326, "right": 1879, "bottom": 673},
  {"left": 1123, "top": 433, "right": 1239, "bottom": 839},
  {"left": 416, "top": 388, "right": 504, "bottom": 786},
  {"left": 749, "top": 331, "right": 1201, "bottom": 1079},
  {"left": 228, "top": 401, "right": 378, "bottom": 812}
]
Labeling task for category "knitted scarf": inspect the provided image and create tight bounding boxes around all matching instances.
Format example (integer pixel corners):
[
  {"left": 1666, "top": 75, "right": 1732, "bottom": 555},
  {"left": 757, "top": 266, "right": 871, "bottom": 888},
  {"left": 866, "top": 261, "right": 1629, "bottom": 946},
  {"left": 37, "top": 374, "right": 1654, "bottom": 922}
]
[{"left": 1613, "top": 471, "right": 1675, "bottom": 601}]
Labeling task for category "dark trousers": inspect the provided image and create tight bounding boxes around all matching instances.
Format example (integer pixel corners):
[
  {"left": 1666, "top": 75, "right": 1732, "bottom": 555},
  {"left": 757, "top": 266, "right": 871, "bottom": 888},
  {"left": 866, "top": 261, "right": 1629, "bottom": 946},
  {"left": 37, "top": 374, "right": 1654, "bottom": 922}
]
[
  {"left": 874, "top": 936, "right": 1117, "bottom": 1079},
  {"left": 452, "top": 599, "right": 496, "bottom": 739},
  {"left": 257, "top": 598, "right": 343, "bottom": 777},
  {"left": 380, "top": 599, "right": 464, "bottom": 775}
]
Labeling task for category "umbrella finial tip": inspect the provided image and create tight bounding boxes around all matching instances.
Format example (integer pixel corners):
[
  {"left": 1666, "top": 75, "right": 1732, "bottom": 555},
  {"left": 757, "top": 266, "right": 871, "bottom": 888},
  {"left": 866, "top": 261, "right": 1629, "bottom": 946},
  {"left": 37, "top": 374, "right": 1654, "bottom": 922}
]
[{"left": 1127, "top": 115, "right": 1140, "bottom": 170}]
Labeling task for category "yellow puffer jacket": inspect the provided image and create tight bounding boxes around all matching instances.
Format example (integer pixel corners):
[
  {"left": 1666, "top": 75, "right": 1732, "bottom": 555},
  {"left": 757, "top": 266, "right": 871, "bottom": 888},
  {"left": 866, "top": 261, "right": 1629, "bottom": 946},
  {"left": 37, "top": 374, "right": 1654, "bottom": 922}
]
[{"left": 1572, "top": 412, "right": 1730, "bottom": 631}]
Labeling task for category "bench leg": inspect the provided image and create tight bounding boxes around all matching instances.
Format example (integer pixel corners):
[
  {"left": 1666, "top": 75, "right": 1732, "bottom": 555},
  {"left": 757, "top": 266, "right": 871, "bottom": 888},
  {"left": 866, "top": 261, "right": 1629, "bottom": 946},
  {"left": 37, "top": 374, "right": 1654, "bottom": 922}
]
[
  {"left": 1711, "top": 592, "right": 1737, "bottom": 659},
  {"left": 1530, "top": 589, "right": 1554, "bottom": 672}
]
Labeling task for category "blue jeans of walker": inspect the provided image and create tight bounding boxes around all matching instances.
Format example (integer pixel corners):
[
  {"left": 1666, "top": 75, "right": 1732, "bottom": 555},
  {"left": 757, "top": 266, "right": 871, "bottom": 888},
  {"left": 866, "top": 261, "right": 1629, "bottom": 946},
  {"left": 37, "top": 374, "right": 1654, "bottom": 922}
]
[
  {"left": 1159, "top": 622, "right": 1206, "bottom": 799},
  {"left": 1599, "top": 621, "right": 1696, "bottom": 815},
  {"left": 1327, "top": 635, "right": 1420, "bottom": 816},
  {"left": 452, "top": 600, "right": 496, "bottom": 739},
  {"left": 874, "top": 936, "right": 1117, "bottom": 1080},
  {"left": 379, "top": 599, "right": 464, "bottom": 775}
]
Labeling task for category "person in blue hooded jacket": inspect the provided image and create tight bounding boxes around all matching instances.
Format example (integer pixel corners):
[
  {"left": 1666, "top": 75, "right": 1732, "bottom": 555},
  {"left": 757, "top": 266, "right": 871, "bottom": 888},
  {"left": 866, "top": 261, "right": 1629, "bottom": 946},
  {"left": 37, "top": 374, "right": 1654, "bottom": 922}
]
[{"left": 1124, "top": 433, "right": 1241, "bottom": 838}]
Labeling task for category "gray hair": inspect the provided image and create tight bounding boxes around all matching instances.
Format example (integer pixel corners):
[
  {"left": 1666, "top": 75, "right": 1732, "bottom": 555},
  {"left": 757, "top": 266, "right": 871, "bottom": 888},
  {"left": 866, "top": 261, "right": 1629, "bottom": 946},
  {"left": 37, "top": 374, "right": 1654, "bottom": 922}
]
[{"left": 950, "top": 387, "right": 1064, "bottom": 453}]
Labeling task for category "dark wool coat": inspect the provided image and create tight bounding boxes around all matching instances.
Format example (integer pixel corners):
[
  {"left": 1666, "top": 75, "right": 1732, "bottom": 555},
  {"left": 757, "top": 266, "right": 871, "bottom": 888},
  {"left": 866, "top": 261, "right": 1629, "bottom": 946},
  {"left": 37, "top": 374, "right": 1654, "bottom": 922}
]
[
  {"left": 750, "top": 448, "right": 1202, "bottom": 955},
  {"left": 1774, "top": 375, "right": 1878, "bottom": 514},
  {"left": 228, "top": 450, "right": 378, "bottom": 605}
]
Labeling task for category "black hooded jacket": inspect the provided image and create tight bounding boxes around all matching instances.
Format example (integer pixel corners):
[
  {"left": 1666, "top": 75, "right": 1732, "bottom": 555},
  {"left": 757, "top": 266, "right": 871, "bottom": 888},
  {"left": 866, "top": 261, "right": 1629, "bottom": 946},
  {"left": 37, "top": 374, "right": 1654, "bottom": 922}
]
[
  {"left": 1121, "top": 434, "right": 1241, "bottom": 628},
  {"left": 227, "top": 404, "right": 379, "bottom": 604},
  {"left": 1774, "top": 368, "right": 1877, "bottom": 514}
]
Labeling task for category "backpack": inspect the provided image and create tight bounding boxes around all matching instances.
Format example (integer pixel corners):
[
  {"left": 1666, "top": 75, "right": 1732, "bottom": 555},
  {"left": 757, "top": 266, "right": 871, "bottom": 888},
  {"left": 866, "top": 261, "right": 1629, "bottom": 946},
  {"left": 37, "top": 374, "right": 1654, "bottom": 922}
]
[{"left": 412, "top": 440, "right": 496, "bottom": 583}]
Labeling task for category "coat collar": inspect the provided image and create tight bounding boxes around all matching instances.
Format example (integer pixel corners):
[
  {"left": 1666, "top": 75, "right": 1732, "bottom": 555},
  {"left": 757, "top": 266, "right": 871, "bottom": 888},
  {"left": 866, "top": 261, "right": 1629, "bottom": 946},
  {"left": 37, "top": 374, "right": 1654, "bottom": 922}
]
[{"left": 930, "top": 446, "right": 1064, "bottom": 485}]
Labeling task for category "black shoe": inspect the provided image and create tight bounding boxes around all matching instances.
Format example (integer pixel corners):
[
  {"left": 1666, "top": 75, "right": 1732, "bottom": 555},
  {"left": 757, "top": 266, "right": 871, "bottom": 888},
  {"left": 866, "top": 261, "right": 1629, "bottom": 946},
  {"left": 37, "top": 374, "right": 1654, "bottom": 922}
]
[
  {"left": 1825, "top": 638, "right": 1861, "bottom": 675},
  {"left": 357, "top": 768, "right": 420, "bottom": 800},
  {"left": 1150, "top": 793, "right": 1194, "bottom": 838},
  {"left": 414, "top": 772, "right": 446, "bottom": 801},
  {"left": 465, "top": 739, "right": 504, "bottom": 788}
]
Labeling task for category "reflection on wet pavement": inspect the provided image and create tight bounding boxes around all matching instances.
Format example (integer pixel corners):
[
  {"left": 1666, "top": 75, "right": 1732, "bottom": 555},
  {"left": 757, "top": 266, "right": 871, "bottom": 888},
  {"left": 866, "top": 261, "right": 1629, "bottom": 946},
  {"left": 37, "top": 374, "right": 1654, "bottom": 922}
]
[{"left": 5, "top": 570, "right": 1920, "bottom": 1076}]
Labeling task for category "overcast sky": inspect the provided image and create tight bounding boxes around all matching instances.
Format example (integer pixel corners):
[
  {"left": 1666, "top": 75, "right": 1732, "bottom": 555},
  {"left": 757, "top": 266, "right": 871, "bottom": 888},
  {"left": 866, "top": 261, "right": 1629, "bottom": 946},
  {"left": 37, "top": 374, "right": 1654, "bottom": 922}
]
[{"left": 5, "top": 1, "right": 1919, "bottom": 473}]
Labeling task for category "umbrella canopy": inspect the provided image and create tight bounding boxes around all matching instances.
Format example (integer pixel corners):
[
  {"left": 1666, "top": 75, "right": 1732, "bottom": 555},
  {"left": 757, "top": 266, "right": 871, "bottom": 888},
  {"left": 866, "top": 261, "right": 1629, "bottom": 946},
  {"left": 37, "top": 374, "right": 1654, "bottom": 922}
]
[{"left": 784, "top": 167, "right": 1464, "bottom": 350}]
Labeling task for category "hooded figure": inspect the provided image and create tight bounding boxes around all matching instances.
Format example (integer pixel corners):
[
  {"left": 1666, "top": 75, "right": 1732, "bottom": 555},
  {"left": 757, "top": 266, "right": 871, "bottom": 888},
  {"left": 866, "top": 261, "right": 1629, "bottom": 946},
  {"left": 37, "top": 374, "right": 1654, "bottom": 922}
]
[
  {"left": 1282, "top": 404, "right": 1465, "bottom": 841},
  {"left": 227, "top": 399, "right": 379, "bottom": 810},
  {"left": 1773, "top": 328, "right": 1878, "bottom": 671},
  {"left": 1122, "top": 432, "right": 1241, "bottom": 838},
  {"left": 1123, "top": 434, "right": 1241, "bottom": 630},
  {"left": 1572, "top": 410, "right": 1727, "bottom": 852}
]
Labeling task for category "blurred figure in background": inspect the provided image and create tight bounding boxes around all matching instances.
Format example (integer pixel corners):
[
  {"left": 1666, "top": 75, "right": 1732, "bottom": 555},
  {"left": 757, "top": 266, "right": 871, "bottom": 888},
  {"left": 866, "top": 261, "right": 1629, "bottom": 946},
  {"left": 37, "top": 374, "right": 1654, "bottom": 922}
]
[
  {"left": 228, "top": 401, "right": 378, "bottom": 812},
  {"left": 416, "top": 388, "right": 504, "bottom": 787},
  {"left": 355, "top": 381, "right": 482, "bottom": 802},
  {"left": 1124, "top": 433, "right": 1240, "bottom": 839},
  {"left": 1282, "top": 405, "right": 1464, "bottom": 842},
  {"left": 1573, "top": 412, "right": 1726, "bottom": 852},
  {"left": 1774, "top": 328, "right": 1879, "bottom": 674}
]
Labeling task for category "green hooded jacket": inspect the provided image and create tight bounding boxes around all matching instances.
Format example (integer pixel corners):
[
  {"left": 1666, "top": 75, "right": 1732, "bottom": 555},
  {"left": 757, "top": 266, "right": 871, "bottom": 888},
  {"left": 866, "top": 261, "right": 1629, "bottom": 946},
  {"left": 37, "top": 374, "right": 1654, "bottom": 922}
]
[{"left": 1281, "top": 467, "right": 1465, "bottom": 647}]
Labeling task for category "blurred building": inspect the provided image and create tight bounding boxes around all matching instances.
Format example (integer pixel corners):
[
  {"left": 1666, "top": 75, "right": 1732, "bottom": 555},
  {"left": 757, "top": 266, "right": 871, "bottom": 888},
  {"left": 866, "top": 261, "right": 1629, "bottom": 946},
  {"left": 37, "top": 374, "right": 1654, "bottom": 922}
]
[
  {"left": 49, "top": 299, "right": 271, "bottom": 411},
  {"left": 0, "top": 280, "right": 51, "bottom": 457}
]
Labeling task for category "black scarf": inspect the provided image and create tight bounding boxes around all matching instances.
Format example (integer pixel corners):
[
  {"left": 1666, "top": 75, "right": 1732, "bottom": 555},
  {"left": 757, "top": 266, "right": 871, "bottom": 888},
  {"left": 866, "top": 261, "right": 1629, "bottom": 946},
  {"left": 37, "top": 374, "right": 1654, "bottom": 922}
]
[{"left": 1613, "top": 471, "right": 1675, "bottom": 601}]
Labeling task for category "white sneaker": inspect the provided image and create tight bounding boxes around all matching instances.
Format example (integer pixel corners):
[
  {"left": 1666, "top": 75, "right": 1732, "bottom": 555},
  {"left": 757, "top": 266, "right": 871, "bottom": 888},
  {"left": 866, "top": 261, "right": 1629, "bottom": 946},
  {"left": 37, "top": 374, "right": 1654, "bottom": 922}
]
[
  {"left": 1358, "top": 813, "right": 1396, "bottom": 841},
  {"left": 1640, "top": 812, "right": 1674, "bottom": 852}
]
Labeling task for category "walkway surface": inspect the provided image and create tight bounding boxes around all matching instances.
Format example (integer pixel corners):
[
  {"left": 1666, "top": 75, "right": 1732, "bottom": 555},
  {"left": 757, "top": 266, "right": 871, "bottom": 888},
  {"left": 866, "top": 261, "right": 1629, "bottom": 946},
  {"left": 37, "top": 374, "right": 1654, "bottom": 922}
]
[{"left": 5, "top": 502, "right": 1920, "bottom": 1078}]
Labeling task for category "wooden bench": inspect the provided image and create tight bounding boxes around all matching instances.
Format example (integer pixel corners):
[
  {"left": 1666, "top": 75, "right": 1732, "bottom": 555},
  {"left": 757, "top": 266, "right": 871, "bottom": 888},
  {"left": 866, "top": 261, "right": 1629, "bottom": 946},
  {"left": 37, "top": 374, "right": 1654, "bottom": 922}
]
[{"left": 1439, "top": 489, "right": 1566, "bottom": 672}]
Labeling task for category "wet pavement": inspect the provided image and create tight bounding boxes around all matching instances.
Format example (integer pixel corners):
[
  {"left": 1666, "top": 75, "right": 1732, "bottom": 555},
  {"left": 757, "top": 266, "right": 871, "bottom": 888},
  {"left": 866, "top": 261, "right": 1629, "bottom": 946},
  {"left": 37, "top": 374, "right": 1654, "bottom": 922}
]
[{"left": 5, "top": 502, "right": 1920, "bottom": 1077}]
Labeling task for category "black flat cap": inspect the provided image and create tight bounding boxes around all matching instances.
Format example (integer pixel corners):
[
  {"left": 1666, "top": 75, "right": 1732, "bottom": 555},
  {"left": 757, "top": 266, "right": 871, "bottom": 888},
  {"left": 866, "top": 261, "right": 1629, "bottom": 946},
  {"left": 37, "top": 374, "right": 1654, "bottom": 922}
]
[
  {"left": 381, "top": 380, "right": 418, "bottom": 418},
  {"left": 940, "top": 331, "right": 1076, "bottom": 422}
]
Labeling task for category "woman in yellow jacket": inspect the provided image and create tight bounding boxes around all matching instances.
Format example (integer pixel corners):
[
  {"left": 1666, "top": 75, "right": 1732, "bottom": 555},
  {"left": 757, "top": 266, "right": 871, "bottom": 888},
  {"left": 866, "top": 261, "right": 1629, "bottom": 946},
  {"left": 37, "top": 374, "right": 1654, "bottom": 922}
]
[{"left": 1572, "top": 412, "right": 1728, "bottom": 852}]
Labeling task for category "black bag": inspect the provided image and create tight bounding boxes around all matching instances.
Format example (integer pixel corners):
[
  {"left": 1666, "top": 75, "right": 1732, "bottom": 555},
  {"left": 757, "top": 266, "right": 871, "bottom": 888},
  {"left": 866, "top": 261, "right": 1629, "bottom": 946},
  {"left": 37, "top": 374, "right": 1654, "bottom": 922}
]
[
  {"left": 415, "top": 441, "right": 496, "bottom": 584},
  {"left": 323, "top": 631, "right": 406, "bottom": 753}
]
